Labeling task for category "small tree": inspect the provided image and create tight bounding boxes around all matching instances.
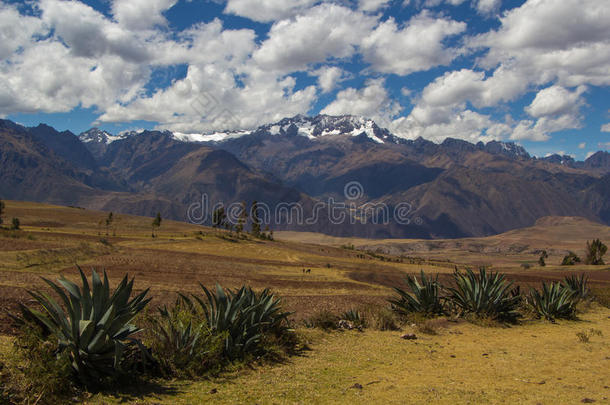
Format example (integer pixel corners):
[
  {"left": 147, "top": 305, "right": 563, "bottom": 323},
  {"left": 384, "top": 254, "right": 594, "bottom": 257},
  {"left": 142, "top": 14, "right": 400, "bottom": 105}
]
[
  {"left": 0, "top": 199, "right": 4, "bottom": 226},
  {"left": 236, "top": 201, "right": 248, "bottom": 236},
  {"left": 561, "top": 251, "right": 581, "bottom": 266},
  {"left": 105, "top": 212, "right": 114, "bottom": 236},
  {"left": 212, "top": 207, "right": 226, "bottom": 232},
  {"left": 11, "top": 217, "right": 20, "bottom": 230},
  {"left": 152, "top": 212, "right": 162, "bottom": 238},
  {"left": 538, "top": 250, "right": 548, "bottom": 267},
  {"left": 585, "top": 239, "right": 607, "bottom": 265},
  {"left": 250, "top": 201, "right": 261, "bottom": 237}
]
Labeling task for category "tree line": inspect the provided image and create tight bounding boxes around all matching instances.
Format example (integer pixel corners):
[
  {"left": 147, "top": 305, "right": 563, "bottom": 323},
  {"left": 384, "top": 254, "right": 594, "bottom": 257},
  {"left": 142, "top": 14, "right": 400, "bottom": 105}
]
[{"left": 212, "top": 200, "right": 273, "bottom": 240}]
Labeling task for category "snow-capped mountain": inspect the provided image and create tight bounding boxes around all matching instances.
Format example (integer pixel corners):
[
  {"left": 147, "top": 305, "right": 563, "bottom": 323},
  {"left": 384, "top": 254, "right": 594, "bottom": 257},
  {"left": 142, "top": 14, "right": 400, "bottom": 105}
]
[
  {"left": 480, "top": 140, "right": 530, "bottom": 160},
  {"left": 256, "top": 114, "right": 400, "bottom": 144},
  {"left": 79, "top": 128, "right": 127, "bottom": 144},
  {"left": 78, "top": 128, "right": 130, "bottom": 160},
  {"left": 172, "top": 130, "right": 252, "bottom": 143},
  {"left": 168, "top": 115, "right": 402, "bottom": 144}
]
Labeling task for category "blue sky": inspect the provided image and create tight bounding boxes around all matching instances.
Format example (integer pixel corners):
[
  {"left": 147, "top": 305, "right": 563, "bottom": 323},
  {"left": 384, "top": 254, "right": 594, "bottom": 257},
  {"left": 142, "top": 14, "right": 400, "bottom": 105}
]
[{"left": 1, "top": 0, "right": 609, "bottom": 159}]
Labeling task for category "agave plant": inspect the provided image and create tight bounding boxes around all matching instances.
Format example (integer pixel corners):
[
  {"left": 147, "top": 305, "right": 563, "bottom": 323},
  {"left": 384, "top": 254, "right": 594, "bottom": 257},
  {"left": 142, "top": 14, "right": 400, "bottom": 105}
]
[
  {"left": 529, "top": 282, "right": 576, "bottom": 321},
  {"left": 12, "top": 266, "right": 151, "bottom": 385},
  {"left": 446, "top": 267, "right": 521, "bottom": 322},
  {"left": 182, "top": 284, "right": 292, "bottom": 359},
  {"left": 389, "top": 271, "right": 445, "bottom": 317},
  {"left": 340, "top": 309, "right": 366, "bottom": 328},
  {"left": 154, "top": 302, "right": 203, "bottom": 360},
  {"left": 147, "top": 299, "right": 225, "bottom": 375},
  {"left": 562, "top": 273, "right": 590, "bottom": 302}
]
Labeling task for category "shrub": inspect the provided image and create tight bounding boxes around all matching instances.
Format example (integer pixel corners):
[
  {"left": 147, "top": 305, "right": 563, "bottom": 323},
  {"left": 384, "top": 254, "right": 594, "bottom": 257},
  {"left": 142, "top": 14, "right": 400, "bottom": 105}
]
[
  {"left": 182, "top": 284, "right": 293, "bottom": 360},
  {"left": 416, "top": 319, "right": 442, "bottom": 335},
  {"left": 10, "top": 217, "right": 20, "bottom": 230},
  {"left": 368, "top": 307, "right": 400, "bottom": 331},
  {"left": 144, "top": 300, "right": 225, "bottom": 377},
  {"left": 576, "top": 328, "right": 602, "bottom": 344},
  {"left": 562, "top": 273, "right": 590, "bottom": 302},
  {"left": 304, "top": 310, "right": 339, "bottom": 330},
  {"left": 389, "top": 270, "right": 445, "bottom": 317},
  {"left": 1, "top": 323, "right": 75, "bottom": 404},
  {"left": 561, "top": 251, "right": 581, "bottom": 266},
  {"left": 538, "top": 250, "right": 548, "bottom": 267},
  {"left": 529, "top": 282, "right": 576, "bottom": 321},
  {"left": 10, "top": 266, "right": 151, "bottom": 386},
  {"left": 585, "top": 239, "right": 607, "bottom": 265},
  {"left": 446, "top": 267, "right": 521, "bottom": 322}
]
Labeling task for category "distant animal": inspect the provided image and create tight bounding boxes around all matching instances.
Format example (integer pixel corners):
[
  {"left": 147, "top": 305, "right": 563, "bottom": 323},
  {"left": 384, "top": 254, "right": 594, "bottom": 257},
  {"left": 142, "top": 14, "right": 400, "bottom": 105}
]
[{"left": 306, "top": 269, "right": 311, "bottom": 274}]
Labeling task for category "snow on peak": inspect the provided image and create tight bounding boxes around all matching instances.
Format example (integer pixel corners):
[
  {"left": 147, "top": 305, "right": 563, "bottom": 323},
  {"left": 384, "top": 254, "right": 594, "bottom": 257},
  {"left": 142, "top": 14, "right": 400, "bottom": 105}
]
[
  {"left": 259, "top": 114, "right": 397, "bottom": 143},
  {"left": 172, "top": 130, "right": 251, "bottom": 143},
  {"left": 79, "top": 128, "right": 127, "bottom": 145}
]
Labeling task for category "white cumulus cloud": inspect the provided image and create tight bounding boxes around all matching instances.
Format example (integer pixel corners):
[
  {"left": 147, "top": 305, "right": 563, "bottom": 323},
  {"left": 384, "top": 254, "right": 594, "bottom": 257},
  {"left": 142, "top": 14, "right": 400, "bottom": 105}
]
[
  {"left": 361, "top": 12, "right": 466, "bottom": 75},
  {"left": 254, "top": 4, "right": 376, "bottom": 72},
  {"left": 321, "top": 78, "right": 401, "bottom": 125},
  {"left": 224, "top": 0, "right": 318, "bottom": 23}
]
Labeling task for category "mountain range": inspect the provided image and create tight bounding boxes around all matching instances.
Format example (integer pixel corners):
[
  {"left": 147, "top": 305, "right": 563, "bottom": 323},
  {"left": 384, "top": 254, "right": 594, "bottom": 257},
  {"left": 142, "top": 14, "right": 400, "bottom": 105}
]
[{"left": 1, "top": 115, "right": 608, "bottom": 238}]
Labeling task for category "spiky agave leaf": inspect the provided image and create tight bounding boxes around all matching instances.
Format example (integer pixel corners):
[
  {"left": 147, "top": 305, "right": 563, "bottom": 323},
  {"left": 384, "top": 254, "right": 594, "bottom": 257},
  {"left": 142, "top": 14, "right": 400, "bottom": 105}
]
[
  {"left": 148, "top": 300, "right": 205, "bottom": 373},
  {"left": 340, "top": 309, "right": 365, "bottom": 325},
  {"left": 561, "top": 273, "right": 590, "bottom": 302},
  {"left": 12, "top": 266, "right": 151, "bottom": 385},
  {"left": 446, "top": 267, "right": 521, "bottom": 322},
  {"left": 389, "top": 271, "right": 445, "bottom": 317},
  {"left": 186, "top": 284, "right": 292, "bottom": 359},
  {"left": 529, "top": 282, "right": 576, "bottom": 321}
]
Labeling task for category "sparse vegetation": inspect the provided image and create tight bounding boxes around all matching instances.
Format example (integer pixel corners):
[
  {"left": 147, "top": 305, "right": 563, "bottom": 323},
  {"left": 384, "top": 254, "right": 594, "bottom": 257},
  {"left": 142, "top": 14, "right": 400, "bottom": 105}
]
[
  {"left": 16, "top": 242, "right": 111, "bottom": 268},
  {"left": 576, "top": 328, "right": 602, "bottom": 343},
  {"left": 0, "top": 199, "right": 4, "bottom": 226}
]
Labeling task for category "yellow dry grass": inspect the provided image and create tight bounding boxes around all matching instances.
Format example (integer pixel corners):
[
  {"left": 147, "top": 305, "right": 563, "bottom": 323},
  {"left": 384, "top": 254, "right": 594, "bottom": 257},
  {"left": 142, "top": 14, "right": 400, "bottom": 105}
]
[{"left": 78, "top": 306, "right": 610, "bottom": 405}]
